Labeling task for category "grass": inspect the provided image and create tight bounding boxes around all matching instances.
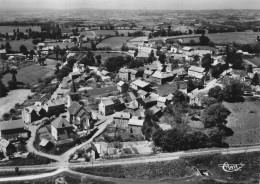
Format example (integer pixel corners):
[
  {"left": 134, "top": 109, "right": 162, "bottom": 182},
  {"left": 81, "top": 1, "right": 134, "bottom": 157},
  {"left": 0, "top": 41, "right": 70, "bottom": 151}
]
[
  {"left": 73, "top": 151, "right": 260, "bottom": 183},
  {"left": 0, "top": 155, "right": 55, "bottom": 166},
  {"left": 93, "top": 30, "right": 116, "bottom": 37},
  {"left": 0, "top": 40, "right": 35, "bottom": 51},
  {"left": 93, "top": 51, "right": 128, "bottom": 62},
  {"left": 2, "top": 59, "right": 60, "bottom": 86},
  {"left": 223, "top": 100, "right": 260, "bottom": 146},
  {"left": 87, "top": 86, "right": 117, "bottom": 97},
  {"left": 117, "top": 30, "right": 151, "bottom": 36},
  {"left": 207, "top": 32, "right": 260, "bottom": 44},
  {"left": 0, "top": 26, "right": 41, "bottom": 33},
  {"left": 0, "top": 89, "right": 34, "bottom": 118},
  {"left": 97, "top": 37, "right": 133, "bottom": 50},
  {"left": 0, "top": 169, "right": 56, "bottom": 178}
]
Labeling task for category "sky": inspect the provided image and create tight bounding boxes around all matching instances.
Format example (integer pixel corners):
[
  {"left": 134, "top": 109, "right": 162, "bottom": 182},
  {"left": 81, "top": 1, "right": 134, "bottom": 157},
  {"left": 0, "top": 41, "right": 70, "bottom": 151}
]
[{"left": 0, "top": 0, "right": 260, "bottom": 10}]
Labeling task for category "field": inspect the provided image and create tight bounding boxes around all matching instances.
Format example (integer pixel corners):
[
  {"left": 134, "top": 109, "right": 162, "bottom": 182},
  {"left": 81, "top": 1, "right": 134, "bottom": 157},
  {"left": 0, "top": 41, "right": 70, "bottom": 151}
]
[
  {"left": 0, "top": 26, "right": 41, "bottom": 33},
  {"left": 2, "top": 59, "right": 60, "bottom": 86},
  {"left": 74, "top": 152, "right": 260, "bottom": 183},
  {"left": 0, "top": 40, "right": 35, "bottom": 51},
  {"left": 117, "top": 30, "right": 151, "bottom": 36},
  {"left": 223, "top": 100, "right": 260, "bottom": 146},
  {"left": 0, "top": 89, "right": 34, "bottom": 117},
  {"left": 0, "top": 169, "right": 55, "bottom": 178},
  {"left": 97, "top": 37, "right": 133, "bottom": 50},
  {"left": 93, "top": 51, "right": 128, "bottom": 62},
  {"left": 93, "top": 30, "right": 116, "bottom": 37},
  {"left": 207, "top": 32, "right": 260, "bottom": 44}
]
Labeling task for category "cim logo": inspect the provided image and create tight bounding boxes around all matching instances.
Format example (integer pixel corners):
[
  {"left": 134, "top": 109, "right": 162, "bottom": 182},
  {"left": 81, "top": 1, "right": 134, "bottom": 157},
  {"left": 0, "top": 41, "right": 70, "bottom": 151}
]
[{"left": 218, "top": 162, "right": 245, "bottom": 172}]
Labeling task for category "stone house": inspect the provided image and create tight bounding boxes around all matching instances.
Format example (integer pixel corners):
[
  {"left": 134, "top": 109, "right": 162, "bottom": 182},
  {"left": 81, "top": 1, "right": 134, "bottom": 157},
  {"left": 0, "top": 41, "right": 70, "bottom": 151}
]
[
  {"left": 117, "top": 81, "right": 128, "bottom": 93},
  {"left": 113, "top": 112, "right": 131, "bottom": 128},
  {"left": 51, "top": 117, "right": 73, "bottom": 141},
  {"left": 118, "top": 68, "right": 131, "bottom": 81},
  {"left": 99, "top": 99, "right": 115, "bottom": 116}
]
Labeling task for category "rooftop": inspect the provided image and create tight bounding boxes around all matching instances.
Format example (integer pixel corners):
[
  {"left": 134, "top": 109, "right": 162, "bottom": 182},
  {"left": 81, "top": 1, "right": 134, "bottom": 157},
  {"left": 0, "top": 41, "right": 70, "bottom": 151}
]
[
  {"left": 128, "top": 119, "right": 144, "bottom": 127},
  {"left": 0, "top": 119, "right": 24, "bottom": 131},
  {"left": 188, "top": 66, "right": 205, "bottom": 73},
  {"left": 51, "top": 117, "right": 72, "bottom": 129},
  {"left": 131, "top": 79, "right": 149, "bottom": 88}
]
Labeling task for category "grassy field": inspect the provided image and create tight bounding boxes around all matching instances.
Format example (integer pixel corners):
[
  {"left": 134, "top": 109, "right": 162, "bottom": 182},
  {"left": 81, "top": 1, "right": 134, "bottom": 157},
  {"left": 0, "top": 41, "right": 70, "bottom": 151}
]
[
  {"left": 0, "top": 40, "right": 35, "bottom": 51},
  {"left": 97, "top": 37, "right": 133, "bottom": 50},
  {"left": 2, "top": 59, "right": 60, "bottom": 86},
  {"left": 117, "top": 30, "right": 151, "bottom": 36},
  {"left": 0, "top": 26, "right": 41, "bottom": 33},
  {"left": 207, "top": 32, "right": 260, "bottom": 44},
  {"left": 0, "top": 169, "right": 55, "bottom": 178},
  {"left": 223, "top": 100, "right": 260, "bottom": 146},
  {"left": 0, "top": 89, "right": 34, "bottom": 117},
  {"left": 73, "top": 152, "right": 260, "bottom": 183},
  {"left": 94, "top": 30, "right": 116, "bottom": 37}
]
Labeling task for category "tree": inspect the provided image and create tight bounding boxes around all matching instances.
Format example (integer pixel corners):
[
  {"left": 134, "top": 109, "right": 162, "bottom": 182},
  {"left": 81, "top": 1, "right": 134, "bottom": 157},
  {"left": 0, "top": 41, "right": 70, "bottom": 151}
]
[
  {"left": 15, "top": 167, "right": 19, "bottom": 175},
  {"left": 121, "top": 43, "right": 128, "bottom": 51},
  {"left": 199, "top": 33, "right": 210, "bottom": 45},
  {"left": 225, "top": 51, "right": 243, "bottom": 69},
  {"left": 104, "top": 56, "right": 127, "bottom": 72},
  {"left": 251, "top": 73, "right": 259, "bottom": 86},
  {"left": 20, "top": 44, "right": 28, "bottom": 55},
  {"left": 158, "top": 53, "right": 166, "bottom": 64},
  {"left": 222, "top": 77, "right": 245, "bottom": 101},
  {"left": 208, "top": 86, "right": 224, "bottom": 102},
  {"left": 247, "top": 64, "right": 253, "bottom": 73},
  {"left": 54, "top": 63, "right": 61, "bottom": 75},
  {"left": 0, "top": 44, "right": 4, "bottom": 49},
  {"left": 54, "top": 45, "right": 60, "bottom": 60},
  {"left": 0, "top": 79, "right": 8, "bottom": 97},
  {"left": 67, "top": 56, "right": 76, "bottom": 68},
  {"left": 201, "top": 96, "right": 218, "bottom": 108},
  {"left": 29, "top": 50, "right": 35, "bottom": 59},
  {"left": 91, "top": 41, "right": 96, "bottom": 51},
  {"left": 134, "top": 49, "right": 138, "bottom": 57},
  {"left": 201, "top": 103, "right": 231, "bottom": 128},
  {"left": 95, "top": 55, "right": 102, "bottom": 66},
  {"left": 201, "top": 53, "right": 212, "bottom": 80},
  {"left": 5, "top": 42, "right": 12, "bottom": 53}
]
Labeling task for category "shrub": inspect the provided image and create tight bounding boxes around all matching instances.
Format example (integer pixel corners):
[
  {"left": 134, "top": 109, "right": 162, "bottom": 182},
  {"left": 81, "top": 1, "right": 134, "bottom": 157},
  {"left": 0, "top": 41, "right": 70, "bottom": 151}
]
[{"left": 2, "top": 113, "right": 10, "bottom": 121}]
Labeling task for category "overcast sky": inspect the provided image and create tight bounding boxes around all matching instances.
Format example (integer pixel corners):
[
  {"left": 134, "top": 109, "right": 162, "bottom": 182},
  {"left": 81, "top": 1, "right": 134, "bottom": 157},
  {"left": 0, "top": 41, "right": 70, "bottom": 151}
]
[{"left": 0, "top": 0, "right": 260, "bottom": 10}]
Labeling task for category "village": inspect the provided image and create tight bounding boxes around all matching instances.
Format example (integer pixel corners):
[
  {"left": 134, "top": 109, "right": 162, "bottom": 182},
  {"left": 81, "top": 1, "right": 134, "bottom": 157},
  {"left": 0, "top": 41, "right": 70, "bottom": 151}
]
[{"left": 0, "top": 28, "right": 260, "bottom": 167}]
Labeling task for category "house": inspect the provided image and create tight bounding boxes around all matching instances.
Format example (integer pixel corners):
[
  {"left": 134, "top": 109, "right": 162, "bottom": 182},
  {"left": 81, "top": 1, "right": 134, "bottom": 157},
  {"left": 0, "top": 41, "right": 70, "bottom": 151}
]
[
  {"left": 157, "top": 96, "right": 167, "bottom": 107},
  {"left": 44, "top": 98, "right": 65, "bottom": 117},
  {"left": 188, "top": 66, "right": 206, "bottom": 80},
  {"left": 99, "top": 99, "right": 115, "bottom": 116},
  {"left": 130, "top": 68, "right": 144, "bottom": 81},
  {"left": 0, "top": 139, "right": 16, "bottom": 156},
  {"left": 118, "top": 68, "right": 131, "bottom": 81},
  {"left": 0, "top": 119, "right": 29, "bottom": 140},
  {"left": 70, "top": 71, "right": 82, "bottom": 80},
  {"left": 143, "top": 98, "right": 157, "bottom": 109},
  {"left": 134, "top": 108, "right": 146, "bottom": 120},
  {"left": 117, "top": 81, "right": 128, "bottom": 93},
  {"left": 137, "top": 89, "right": 149, "bottom": 99},
  {"left": 39, "top": 139, "right": 53, "bottom": 151},
  {"left": 67, "top": 101, "right": 91, "bottom": 130},
  {"left": 113, "top": 112, "right": 131, "bottom": 128},
  {"left": 128, "top": 119, "right": 144, "bottom": 134},
  {"left": 100, "top": 70, "right": 110, "bottom": 76},
  {"left": 150, "top": 71, "right": 174, "bottom": 85},
  {"left": 177, "top": 81, "right": 188, "bottom": 94},
  {"left": 182, "top": 46, "right": 194, "bottom": 53},
  {"left": 143, "top": 69, "right": 155, "bottom": 81},
  {"left": 51, "top": 117, "right": 73, "bottom": 141},
  {"left": 130, "top": 79, "right": 150, "bottom": 91},
  {"left": 22, "top": 105, "right": 46, "bottom": 124},
  {"left": 149, "top": 105, "right": 162, "bottom": 116}
]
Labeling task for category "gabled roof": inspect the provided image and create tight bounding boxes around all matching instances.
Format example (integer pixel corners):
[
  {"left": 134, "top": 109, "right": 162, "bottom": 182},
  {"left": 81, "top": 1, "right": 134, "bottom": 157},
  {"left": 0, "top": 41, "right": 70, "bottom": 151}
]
[
  {"left": 119, "top": 68, "right": 130, "bottom": 73},
  {"left": 182, "top": 46, "right": 193, "bottom": 51},
  {"left": 188, "top": 66, "right": 205, "bottom": 73},
  {"left": 101, "top": 99, "right": 114, "bottom": 106},
  {"left": 39, "top": 139, "right": 50, "bottom": 147},
  {"left": 157, "top": 96, "right": 167, "bottom": 103},
  {"left": 128, "top": 91, "right": 137, "bottom": 101},
  {"left": 134, "top": 108, "right": 145, "bottom": 118},
  {"left": 151, "top": 71, "right": 174, "bottom": 79},
  {"left": 149, "top": 105, "right": 161, "bottom": 114},
  {"left": 113, "top": 112, "right": 131, "bottom": 119},
  {"left": 131, "top": 79, "right": 149, "bottom": 88},
  {"left": 117, "top": 81, "right": 127, "bottom": 87},
  {"left": 0, "top": 119, "right": 24, "bottom": 131},
  {"left": 0, "top": 49, "right": 6, "bottom": 54},
  {"left": 68, "top": 101, "right": 82, "bottom": 116},
  {"left": 137, "top": 89, "right": 148, "bottom": 96},
  {"left": 128, "top": 119, "right": 144, "bottom": 127},
  {"left": 51, "top": 117, "right": 72, "bottom": 129},
  {"left": 101, "top": 70, "right": 110, "bottom": 76}
]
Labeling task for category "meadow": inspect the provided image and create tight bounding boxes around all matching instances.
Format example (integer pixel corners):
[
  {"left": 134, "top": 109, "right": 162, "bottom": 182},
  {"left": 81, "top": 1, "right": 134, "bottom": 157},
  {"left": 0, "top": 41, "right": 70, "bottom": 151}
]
[
  {"left": 0, "top": 40, "right": 35, "bottom": 51},
  {"left": 208, "top": 32, "right": 260, "bottom": 44},
  {"left": 97, "top": 37, "right": 133, "bottom": 50},
  {"left": 0, "top": 26, "right": 41, "bottom": 33},
  {"left": 223, "top": 100, "right": 260, "bottom": 146}
]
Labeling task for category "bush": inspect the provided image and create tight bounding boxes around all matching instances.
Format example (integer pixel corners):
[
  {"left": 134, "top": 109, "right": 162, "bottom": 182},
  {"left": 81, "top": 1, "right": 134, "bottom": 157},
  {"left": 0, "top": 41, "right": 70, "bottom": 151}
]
[
  {"left": 2, "top": 113, "right": 10, "bottom": 121},
  {"left": 27, "top": 95, "right": 32, "bottom": 100}
]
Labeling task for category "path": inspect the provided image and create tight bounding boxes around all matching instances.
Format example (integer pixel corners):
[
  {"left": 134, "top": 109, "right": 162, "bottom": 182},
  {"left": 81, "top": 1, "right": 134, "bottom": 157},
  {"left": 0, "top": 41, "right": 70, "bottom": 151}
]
[{"left": 26, "top": 115, "right": 113, "bottom": 163}]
